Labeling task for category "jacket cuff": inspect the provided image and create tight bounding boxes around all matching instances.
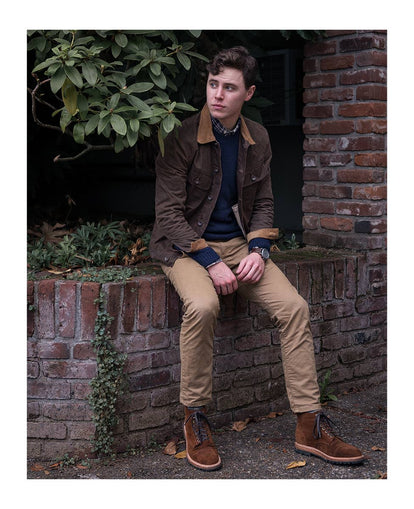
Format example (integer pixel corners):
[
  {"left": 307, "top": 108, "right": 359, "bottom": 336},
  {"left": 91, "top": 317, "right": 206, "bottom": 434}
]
[{"left": 246, "top": 228, "right": 279, "bottom": 243}]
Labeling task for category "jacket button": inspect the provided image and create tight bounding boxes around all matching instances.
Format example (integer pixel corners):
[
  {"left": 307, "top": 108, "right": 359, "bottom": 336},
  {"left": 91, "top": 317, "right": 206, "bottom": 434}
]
[
  {"left": 213, "top": 168, "right": 219, "bottom": 173},
  {"left": 251, "top": 175, "right": 257, "bottom": 181},
  {"left": 197, "top": 220, "right": 203, "bottom": 227},
  {"left": 195, "top": 177, "right": 200, "bottom": 184},
  {"left": 207, "top": 195, "right": 213, "bottom": 201}
]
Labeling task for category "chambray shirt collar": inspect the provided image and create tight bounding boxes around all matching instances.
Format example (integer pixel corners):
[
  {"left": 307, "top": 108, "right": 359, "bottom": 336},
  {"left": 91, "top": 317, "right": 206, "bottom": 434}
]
[{"left": 211, "top": 115, "right": 241, "bottom": 136}]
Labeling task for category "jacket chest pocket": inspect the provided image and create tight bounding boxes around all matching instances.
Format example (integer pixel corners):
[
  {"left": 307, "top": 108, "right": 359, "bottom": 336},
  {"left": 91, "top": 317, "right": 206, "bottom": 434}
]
[{"left": 188, "top": 170, "right": 213, "bottom": 191}]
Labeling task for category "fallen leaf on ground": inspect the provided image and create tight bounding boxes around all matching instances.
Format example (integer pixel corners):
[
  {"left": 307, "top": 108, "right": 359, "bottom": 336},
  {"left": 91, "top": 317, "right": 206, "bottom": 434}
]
[
  {"left": 266, "top": 411, "right": 283, "bottom": 419},
  {"left": 76, "top": 464, "right": 88, "bottom": 469},
  {"left": 231, "top": 418, "right": 251, "bottom": 432},
  {"left": 286, "top": 460, "right": 306, "bottom": 470},
  {"left": 163, "top": 438, "right": 179, "bottom": 456},
  {"left": 371, "top": 446, "right": 386, "bottom": 452},
  {"left": 174, "top": 450, "right": 187, "bottom": 459},
  {"left": 30, "top": 463, "right": 45, "bottom": 472}
]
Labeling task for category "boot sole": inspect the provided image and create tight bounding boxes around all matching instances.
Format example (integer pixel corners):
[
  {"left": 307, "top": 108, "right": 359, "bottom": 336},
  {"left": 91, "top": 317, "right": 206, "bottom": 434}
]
[
  {"left": 295, "top": 442, "right": 364, "bottom": 465},
  {"left": 183, "top": 424, "right": 222, "bottom": 471}
]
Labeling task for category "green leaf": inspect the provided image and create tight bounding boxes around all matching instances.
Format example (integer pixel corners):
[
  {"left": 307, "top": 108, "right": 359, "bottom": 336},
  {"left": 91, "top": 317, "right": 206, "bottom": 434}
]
[
  {"left": 64, "top": 65, "right": 83, "bottom": 88},
  {"left": 108, "top": 93, "right": 120, "bottom": 110},
  {"left": 97, "top": 115, "right": 111, "bottom": 135},
  {"left": 129, "top": 118, "right": 140, "bottom": 133},
  {"left": 126, "top": 95, "right": 151, "bottom": 111},
  {"left": 177, "top": 52, "right": 191, "bottom": 70},
  {"left": 161, "top": 114, "right": 175, "bottom": 134},
  {"left": 85, "top": 114, "right": 100, "bottom": 135},
  {"left": 110, "top": 114, "right": 127, "bottom": 136},
  {"left": 61, "top": 78, "right": 78, "bottom": 115},
  {"left": 127, "top": 128, "right": 139, "bottom": 147},
  {"left": 149, "top": 70, "right": 167, "bottom": 89},
  {"left": 82, "top": 61, "right": 98, "bottom": 86},
  {"left": 77, "top": 94, "right": 89, "bottom": 120},
  {"left": 150, "top": 62, "right": 161, "bottom": 76},
  {"left": 73, "top": 122, "right": 85, "bottom": 144},
  {"left": 188, "top": 30, "right": 202, "bottom": 38},
  {"left": 59, "top": 108, "right": 72, "bottom": 133},
  {"left": 125, "top": 82, "right": 154, "bottom": 94},
  {"left": 175, "top": 102, "right": 197, "bottom": 112},
  {"left": 50, "top": 67, "right": 66, "bottom": 94},
  {"left": 115, "top": 33, "right": 128, "bottom": 48}
]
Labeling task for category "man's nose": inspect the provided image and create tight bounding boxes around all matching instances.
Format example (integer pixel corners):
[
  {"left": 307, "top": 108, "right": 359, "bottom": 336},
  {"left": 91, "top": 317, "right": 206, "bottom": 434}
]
[{"left": 215, "top": 86, "right": 224, "bottom": 99}]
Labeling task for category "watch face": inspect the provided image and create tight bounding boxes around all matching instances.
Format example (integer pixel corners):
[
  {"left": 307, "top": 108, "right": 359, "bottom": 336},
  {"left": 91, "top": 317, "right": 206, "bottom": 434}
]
[{"left": 262, "top": 248, "right": 270, "bottom": 259}]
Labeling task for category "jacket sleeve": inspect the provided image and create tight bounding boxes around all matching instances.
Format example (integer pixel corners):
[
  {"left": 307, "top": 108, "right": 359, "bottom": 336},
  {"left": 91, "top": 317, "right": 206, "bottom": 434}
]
[{"left": 154, "top": 130, "right": 209, "bottom": 253}]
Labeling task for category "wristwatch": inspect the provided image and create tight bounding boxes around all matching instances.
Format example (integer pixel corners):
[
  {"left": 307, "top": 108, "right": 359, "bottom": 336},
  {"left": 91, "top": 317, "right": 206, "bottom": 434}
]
[{"left": 250, "top": 247, "right": 270, "bottom": 260}]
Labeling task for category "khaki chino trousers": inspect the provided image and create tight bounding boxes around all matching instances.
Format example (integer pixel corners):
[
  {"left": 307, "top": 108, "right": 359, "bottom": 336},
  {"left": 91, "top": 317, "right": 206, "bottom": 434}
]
[{"left": 162, "top": 237, "right": 321, "bottom": 413}]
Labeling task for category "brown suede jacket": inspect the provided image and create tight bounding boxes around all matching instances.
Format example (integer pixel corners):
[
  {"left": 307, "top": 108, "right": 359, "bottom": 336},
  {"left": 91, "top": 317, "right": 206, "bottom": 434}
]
[{"left": 149, "top": 104, "right": 279, "bottom": 266}]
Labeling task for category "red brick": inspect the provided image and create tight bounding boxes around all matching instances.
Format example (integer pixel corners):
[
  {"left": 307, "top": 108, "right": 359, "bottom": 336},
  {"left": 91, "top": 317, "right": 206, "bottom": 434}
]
[
  {"left": 355, "top": 153, "right": 387, "bottom": 167},
  {"left": 340, "top": 69, "right": 386, "bottom": 86},
  {"left": 104, "top": 283, "right": 122, "bottom": 337},
  {"left": 43, "top": 360, "right": 96, "bottom": 379},
  {"left": 303, "top": 168, "right": 333, "bottom": 181},
  {"left": 302, "top": 215, "right": 318, "bottom": 230},
  {"left": 303, "top": 104, "right": 333, "bottom": 118},
  {"left": 356, "top": 84, "right": 387, "bottom": 101},
  {"left": 337, "top": 169, "right": 385, "bottom": 183},
  {"left": 303, "top": 58, "right": 318, "bottom": 73},
  {"left": 338, "top": 102, "right": 386, "bottom": 117},
  {"left": 303, "top": 121, "right": 320, "bottom": 134},
  {"left": 38, "top": 341, "right": 70, "bottom": 359},
  {"left": 37, "top": 280, "right": 56, "bottom": 339},
  {"left": 320, "top": 153, "right": 353, "bottom": 167},
  {"left": 27, "top": 379, "right": 71, "bottom": 399},
  {"left": 80, "top": 282, "right": 100, "bottom": 340},
  {"left": 320, "top": 217, "right": 354, "bottom": 231},
  {"left": 322, "top": 301, "right": 354, "bottom": 320},
  {"left": 339, "top": 35, "right": 386, "bottom": 52},
  {"left": 356, "top": 295, "right": 387, "bottom": 314},
  {"left": 136, "top": 279, "right": 151, "bottom": 331},
  {"left": 336, "top": 201, "right": 384, "bottom": 216},
  {"left": 303, "top": 89, "right": 319, "bottom": 103},
  {"left": 151, "top": 276, "right": 167, "bottom": 328},
  {"left": 356, "top": 50, "right": 387, "bottom": 67},
  {"left": 303, "top": 198, "right": 335, "bottom": 214},
  {"left": 303, "top": 73, "right": 336, "bottom": 89},
  {"left": 320, "top": 120, "right": 354, "bottom": 134},
  {"left": 320, "top": 88, "right": 354, "bottom": 101},
  {"left": 334, "top": 259, "right": 345, "bottom": 299},
  {"left": 338, "top": 135, "right": 385, "bottom": 151},
  {"left": 58, "top": 281, "right": 77, "bottom": 338},
  {"left": 298, "top": 263, "right": 311, "bottom": 300},
  {"left": 73, "top": 342, "right": 95, "bottom": 359},
  {"left": 122, "top": 281, "right": 138, "bottom": 333},
  {"left": 302, "top": 183, "right": 316, "bottom": 197},
  {"left": 27, "top": 422, "right": 67, "bottom": 439},
  {"left": 304, "top": 40, "right": 337, "bottom": 57},
  {"left": 319, "top": 185, "right": 352, "bottom": 199},
  {"left": 340, "top": 315, "right": 370, "bottom": 332},
  {"left": 356, "top": 119, "right": 387, "bottom": 134},
  {"left": 303, "top": 138, "right": 336, "bottom": 152},
  {"left": 353, "top": 185, "right": 387, "bottom": 200},
  {"left": 320, "top": 55, "right": 354, "bottom": 70}
]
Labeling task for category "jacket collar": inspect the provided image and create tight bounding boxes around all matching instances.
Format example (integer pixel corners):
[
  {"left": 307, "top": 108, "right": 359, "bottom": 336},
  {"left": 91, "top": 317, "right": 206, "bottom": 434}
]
[{"left": 197, "top": 104, "right": 256, "bottom": 145}]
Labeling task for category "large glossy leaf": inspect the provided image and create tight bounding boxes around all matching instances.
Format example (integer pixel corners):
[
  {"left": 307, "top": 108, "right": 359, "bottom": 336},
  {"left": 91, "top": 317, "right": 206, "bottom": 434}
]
[
  {"left": 73, "top": 122, "right": 85, "bottom": 144},
  {"left": 110, "top": 114, "right": 127, "bottom": 136},
  {"left": 50, "top": 67, "right": 66, "bottom": 94},
  {"left": 64, "top": 65, "right": 83, "bottom": 88},
  {"left": 61, "top": 78, "right": 78, "bottom": 115},
  {"left": 82, "top": 61, "right": 98, "bottom": 86},
  {"left": 125, "top": 82, "right": 154, "bottom": 94}
]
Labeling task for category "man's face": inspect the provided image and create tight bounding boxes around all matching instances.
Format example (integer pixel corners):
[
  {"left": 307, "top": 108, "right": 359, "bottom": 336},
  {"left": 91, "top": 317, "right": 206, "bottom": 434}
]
[{"left": 206, "top": 66, "right": 255, "bottom": 129}]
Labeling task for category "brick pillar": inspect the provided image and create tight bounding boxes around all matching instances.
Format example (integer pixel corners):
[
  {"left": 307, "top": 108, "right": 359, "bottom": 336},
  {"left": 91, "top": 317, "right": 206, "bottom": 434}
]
[{"left": 302, "top": 30, "right": 387, "bottom": 256}]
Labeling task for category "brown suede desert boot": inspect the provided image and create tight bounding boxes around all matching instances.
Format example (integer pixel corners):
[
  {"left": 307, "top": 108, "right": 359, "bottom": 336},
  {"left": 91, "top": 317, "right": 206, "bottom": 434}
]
[
  {"left": 295, "top": 411, "right": 364, "bottom": 465},
  {"left": 183, "top": 407, "right": 222, "bottom": 471}
]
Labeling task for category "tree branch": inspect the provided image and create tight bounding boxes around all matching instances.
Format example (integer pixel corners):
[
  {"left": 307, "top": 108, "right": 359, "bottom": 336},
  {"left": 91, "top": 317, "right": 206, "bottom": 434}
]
[{"left": 53, "top": 143, "right": 114, "bottom": 163}]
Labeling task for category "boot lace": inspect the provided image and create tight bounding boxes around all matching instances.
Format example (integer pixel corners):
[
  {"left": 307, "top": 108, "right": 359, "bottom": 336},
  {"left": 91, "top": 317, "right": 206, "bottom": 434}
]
[
  {"left": 185, "top": 411, "right": 212, "bottom": 445},
  {"left": 313, "top": 412, "right": 338, "bottom": 440}
]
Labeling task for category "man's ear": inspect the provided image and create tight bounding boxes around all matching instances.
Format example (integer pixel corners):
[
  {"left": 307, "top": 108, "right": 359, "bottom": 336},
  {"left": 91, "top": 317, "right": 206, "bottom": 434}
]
[{"left": 245, "top": 85, "right": 256, "bottom": 102}]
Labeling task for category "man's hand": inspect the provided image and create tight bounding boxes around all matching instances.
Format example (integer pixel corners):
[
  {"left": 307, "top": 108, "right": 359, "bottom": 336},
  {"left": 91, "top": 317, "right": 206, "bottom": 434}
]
[
  {"left": 207, "top": 261, "right": 238, "bottom": 295},
  {"left": 236, "top": 252, "right": 265, "bottom": 284}
]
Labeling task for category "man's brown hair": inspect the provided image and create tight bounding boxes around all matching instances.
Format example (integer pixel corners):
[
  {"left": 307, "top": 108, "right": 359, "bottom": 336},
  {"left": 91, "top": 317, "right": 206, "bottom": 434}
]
[{"left": 206, "top": 46, "right": 258, "bottom": 89}]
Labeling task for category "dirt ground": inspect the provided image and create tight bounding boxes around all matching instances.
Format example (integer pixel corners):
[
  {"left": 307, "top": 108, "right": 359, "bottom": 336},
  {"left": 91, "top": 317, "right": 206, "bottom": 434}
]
[{"left": 27, "top": 383, "right": 387, "bottom": 481}]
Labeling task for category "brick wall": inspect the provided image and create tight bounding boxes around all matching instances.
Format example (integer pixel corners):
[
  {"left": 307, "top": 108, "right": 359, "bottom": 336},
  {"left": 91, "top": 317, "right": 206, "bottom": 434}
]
[
  {"left": 302, "top": 30, "right": 387, "bottom": 299},
  {"left": 27, "top": 253, "right": 386, "bottom": 460}
]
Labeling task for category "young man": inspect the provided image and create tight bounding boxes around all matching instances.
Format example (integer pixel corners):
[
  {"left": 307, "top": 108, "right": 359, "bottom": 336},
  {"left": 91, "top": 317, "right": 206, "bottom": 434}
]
[{"left": 149, "top": 46, "right": 363, "bottom": 471}]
